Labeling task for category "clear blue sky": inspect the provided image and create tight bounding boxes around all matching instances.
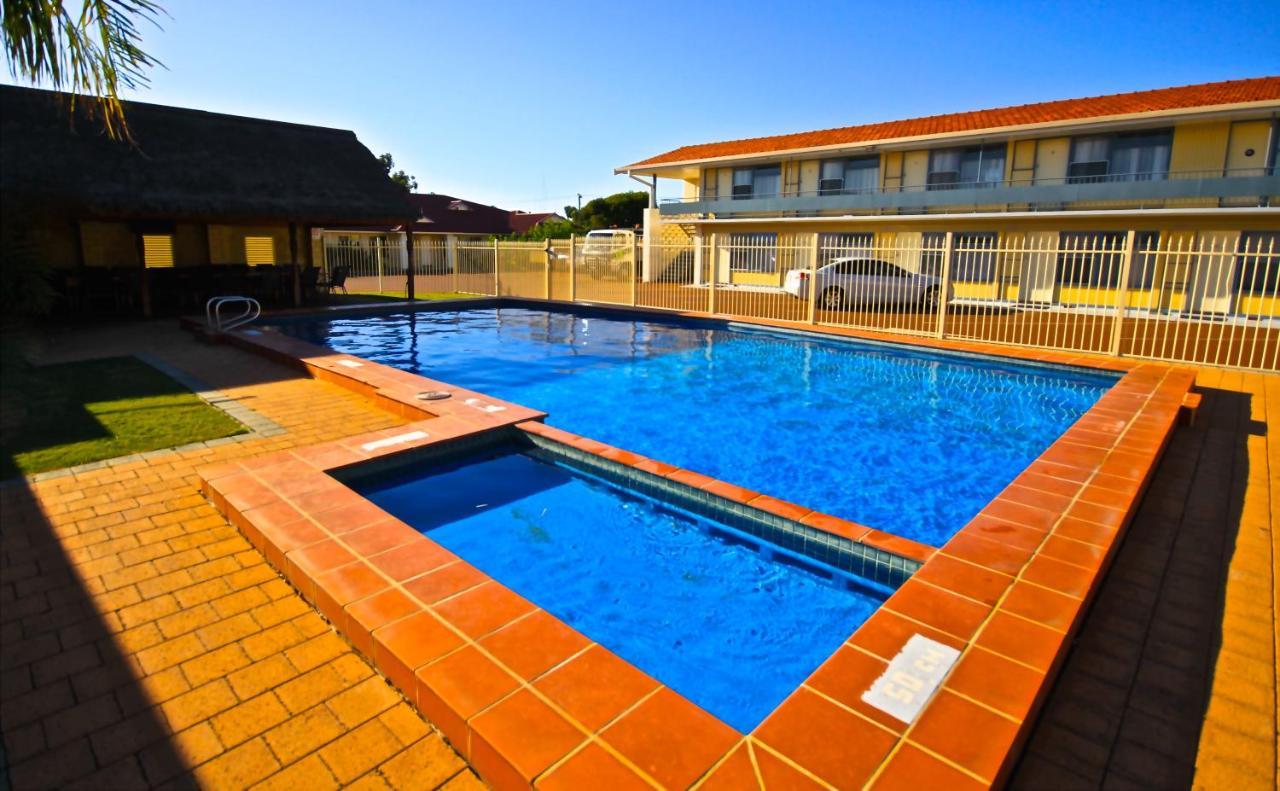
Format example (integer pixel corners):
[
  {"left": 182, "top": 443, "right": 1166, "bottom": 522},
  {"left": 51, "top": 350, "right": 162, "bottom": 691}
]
[{"left": 7, "top": 0, "right": 1279, "bottom": 212}]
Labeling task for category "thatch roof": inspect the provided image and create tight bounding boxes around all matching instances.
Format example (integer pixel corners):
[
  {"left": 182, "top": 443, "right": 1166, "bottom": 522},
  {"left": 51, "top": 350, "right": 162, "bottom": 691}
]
[{"left": 0, "top": 85, "right": 416, "bottom": 225}]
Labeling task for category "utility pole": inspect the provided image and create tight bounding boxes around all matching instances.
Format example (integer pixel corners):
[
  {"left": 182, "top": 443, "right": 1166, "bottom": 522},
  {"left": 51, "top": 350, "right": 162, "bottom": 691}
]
[{"left": 577, "top": 194, "right": 582, "bottom": 212}]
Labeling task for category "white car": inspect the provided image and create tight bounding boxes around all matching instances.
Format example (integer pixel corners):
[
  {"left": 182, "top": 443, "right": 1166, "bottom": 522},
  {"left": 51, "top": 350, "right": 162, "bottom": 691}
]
[{"left": 784, "top": 256, "right": 947, "bottom": 310}]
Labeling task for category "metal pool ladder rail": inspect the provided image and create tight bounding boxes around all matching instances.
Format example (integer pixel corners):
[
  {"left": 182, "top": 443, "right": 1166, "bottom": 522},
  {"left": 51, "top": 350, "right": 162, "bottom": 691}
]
[{"left": 205, "top": 296, "right": 261, "bottom": 333}]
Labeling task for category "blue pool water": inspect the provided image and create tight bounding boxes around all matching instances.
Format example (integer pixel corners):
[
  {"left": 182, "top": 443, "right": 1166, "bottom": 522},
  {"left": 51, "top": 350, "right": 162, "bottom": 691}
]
[
  {"left": 356, "top": 447, "right": 885, "bottom": 732},
  {"left": 278, "top": 308, "right": 1114, "bottom": 546}
]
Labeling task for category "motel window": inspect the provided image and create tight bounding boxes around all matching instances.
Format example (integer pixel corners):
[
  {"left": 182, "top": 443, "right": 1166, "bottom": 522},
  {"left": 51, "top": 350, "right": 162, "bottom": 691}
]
[
  {"left": 818, "top": 232, "right": 873, "bottom": 265},
  {"left": 732, "top": 165, "right": 781, "bottom": 200},
  {"left": 1056, "top": 231, "right": 1159, "bottom": 288},
  {"left": 950, "top": 233, "right": 999, "bottom": 282},
  {"left": 818, "top": 156, "right": 879, "bottom": 195},
  {"left": 244, "top": 236, "right": 276, "bottom": 265},
  {"left": 1236, "top": 231, "right": 1280, "bottom": 296},
  {"left": 727, "top": 232, "right": 778, "bottom": 273},
  {"left": 702, "top": 169, "right": 718, "bottom": 200},
  {"left": 926, "top": 145, "right": 1006, "bottom": 190},
  {"left": 1068, "top": 129, "right": 1172, "bottom": 183},
  {"left": 141, "top": 234, "right": 174, "bottom": 268}
]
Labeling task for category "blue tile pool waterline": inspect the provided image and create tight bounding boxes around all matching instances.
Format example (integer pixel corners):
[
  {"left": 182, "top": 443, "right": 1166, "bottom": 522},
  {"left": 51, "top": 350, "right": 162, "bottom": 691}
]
[
  {"left": 354, "top": 447, "right": 886, "bottom": 732},
  {"left": 277, "top": 307, "right": 1116, "bottom": 546}
]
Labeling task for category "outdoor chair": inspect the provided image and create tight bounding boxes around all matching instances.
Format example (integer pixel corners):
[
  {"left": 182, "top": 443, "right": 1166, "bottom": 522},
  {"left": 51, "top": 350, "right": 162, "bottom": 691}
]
[{"left": 317, "top": 265, "right": 349, "bottom": 295}]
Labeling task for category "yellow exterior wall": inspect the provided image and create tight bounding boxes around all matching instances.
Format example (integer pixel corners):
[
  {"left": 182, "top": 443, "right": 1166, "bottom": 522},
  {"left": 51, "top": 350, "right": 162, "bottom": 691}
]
[
  {"left": 1169, "top": 121, "right": 1230, "bottom": 174},
  {"left": 716, "top": 168, "right": 733, "bottom": 200},
  {"left": 81, "top": 221, "right": 139, "bottom": 267},
  {"left": 25, "top": 215, "right": 81, "bottom": 270},
  {"left": 208, "top": 225, "right": 289, "bottom": 264},
  {"left": 799, "top": 160, "right": 819, "bottom": 195},
  {"left": 902, "top": 151, "right": 929, "bottom": 190},
  {"left": 1226, "top": 120, "right": 1272, "bottom": 173},
  {"left": 1033, "top": 138, "right": 1070, "bottom": 183},
  {"left": 882, "top": 151, "right": 904, "bottom": 190}
]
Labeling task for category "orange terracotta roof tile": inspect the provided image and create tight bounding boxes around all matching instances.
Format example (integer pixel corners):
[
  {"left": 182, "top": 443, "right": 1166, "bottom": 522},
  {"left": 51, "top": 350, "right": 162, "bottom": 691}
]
[{"left": 623, "top": 76, "right": 1280, "bottom": 169}]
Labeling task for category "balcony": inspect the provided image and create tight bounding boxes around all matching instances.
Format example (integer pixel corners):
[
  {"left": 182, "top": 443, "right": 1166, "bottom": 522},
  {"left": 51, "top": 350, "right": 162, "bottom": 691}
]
[{"left": 660, "top": 168, "right": 1280, "bottom": 219}]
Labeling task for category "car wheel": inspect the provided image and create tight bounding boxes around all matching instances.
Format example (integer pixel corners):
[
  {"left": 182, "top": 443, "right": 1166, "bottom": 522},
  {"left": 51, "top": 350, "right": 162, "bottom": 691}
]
[
  {"left": 921, "top": 286, "right": 941, "bottom": 310},
  {"left": 821, "top": 286, "right": 845, "bottom": 310}
]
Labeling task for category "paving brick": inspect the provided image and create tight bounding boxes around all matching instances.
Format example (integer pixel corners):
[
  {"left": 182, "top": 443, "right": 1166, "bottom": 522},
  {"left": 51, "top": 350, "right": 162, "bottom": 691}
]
[
  {"left": 194, "top": 736, "right": 281, "bottom": 789},
  {"left": 326, "top": 675, "right": 402, "bottom": 729},
  {"left": 180, "top": 643, "right": 252, "bottom": 688},
  {"left": 211, "top": 691, "right": 291, "bottom": 747},
  {"left": 228, "top": 654, "right": 297, "bottom": 701},
  {"left": 377, "top": 733, "right": 467, "bottom": 789},
  {"left": 252, "top": 754, "right": 340, "bottom": 791},
  {"left": 161, "top": 679, "right": 238, "bottom": 732},
  {"left": 318, "top": 719, "right": 404, "bottom": 784},
  {"left": 264, "top": 703, "right": 346, "bottom": 765}
]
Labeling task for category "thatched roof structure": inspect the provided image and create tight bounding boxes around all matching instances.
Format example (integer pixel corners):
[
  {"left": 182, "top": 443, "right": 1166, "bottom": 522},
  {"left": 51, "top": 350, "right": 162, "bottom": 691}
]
[{"left": 0, "top": 85, "right": 416, "bottom": 225}]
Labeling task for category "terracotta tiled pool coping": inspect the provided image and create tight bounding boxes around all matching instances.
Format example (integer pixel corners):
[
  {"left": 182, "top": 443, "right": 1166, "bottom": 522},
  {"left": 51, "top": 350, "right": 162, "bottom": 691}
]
[{"left": 193, "top": 302, "right": 1196, "bottom": 788}]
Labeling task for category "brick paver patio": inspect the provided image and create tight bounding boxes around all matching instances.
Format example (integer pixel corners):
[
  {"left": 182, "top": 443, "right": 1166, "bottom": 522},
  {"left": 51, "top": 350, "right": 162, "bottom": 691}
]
[
  {"left": 1, "top": 320, "right": 1275, "bottom": 789},
  {"left": 1, "top": 324, "right": 480, "bottom": 789}
]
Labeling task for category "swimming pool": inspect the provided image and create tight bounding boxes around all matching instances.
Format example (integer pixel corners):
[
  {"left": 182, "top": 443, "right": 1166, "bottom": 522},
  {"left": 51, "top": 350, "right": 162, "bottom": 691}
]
[
  {"left": 353, "top": 443, "right": 885, "bottom": 732},
  {"left": 277, "top": 307, "right": 1115, "bottom": 546}
]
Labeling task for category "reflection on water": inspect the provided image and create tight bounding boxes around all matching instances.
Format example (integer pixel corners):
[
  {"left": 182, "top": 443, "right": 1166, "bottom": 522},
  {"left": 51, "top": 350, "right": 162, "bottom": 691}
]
[{"left": 276, "top": 308, "right": 1114, "bottom": 546}]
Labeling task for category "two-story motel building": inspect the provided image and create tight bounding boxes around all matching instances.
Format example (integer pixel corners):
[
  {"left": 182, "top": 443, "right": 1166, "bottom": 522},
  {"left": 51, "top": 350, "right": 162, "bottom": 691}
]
[{"left": 619, "top": 77, "right": 1280, "bottom": 319}]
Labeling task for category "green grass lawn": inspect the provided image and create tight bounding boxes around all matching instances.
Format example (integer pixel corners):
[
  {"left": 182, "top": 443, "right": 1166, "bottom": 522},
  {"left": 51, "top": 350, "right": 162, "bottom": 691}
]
[{"left": 0, "top": 352, "right": 247, "bottom": 478}]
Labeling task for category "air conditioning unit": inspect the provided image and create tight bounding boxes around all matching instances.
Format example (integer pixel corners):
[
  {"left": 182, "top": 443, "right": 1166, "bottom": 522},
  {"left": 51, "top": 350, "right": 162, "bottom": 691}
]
[
  {"left": 818, "top": 178, "right": 844, "bottom": 195},
  {"left": 732, "top": 184, "right": 753, "bottom": 200}
]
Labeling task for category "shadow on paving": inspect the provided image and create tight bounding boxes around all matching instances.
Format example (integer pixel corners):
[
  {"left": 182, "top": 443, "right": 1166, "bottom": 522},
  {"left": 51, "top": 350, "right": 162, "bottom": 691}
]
[
  {"left": 0, "top": 481, "right": 194, "bottom": 789},
  {"left": 1011, "top": 385, "right": 1255, "bottom": 789}
]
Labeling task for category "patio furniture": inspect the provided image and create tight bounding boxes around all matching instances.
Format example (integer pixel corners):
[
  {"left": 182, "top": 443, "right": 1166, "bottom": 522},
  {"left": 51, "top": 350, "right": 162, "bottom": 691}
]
[{"left": 317, "top": 265, "right": 349, "bottom": 295}]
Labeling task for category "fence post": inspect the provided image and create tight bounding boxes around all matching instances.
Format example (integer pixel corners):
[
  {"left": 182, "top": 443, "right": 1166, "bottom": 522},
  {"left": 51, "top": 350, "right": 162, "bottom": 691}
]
[
  {"left": 377, "top": 241, "right": 385, "bottom": 295},
  {"left": 543, "top": 239, "right": 552, "bottom": 300},
  {"left": 934, "top": 231, "right": 955, "bottom": 339},
  {"left": 708, "top": 233, "right": 718, "bottom": 315},
  {"left": 568, "top": 234, "right": 577, "bottom": 302},
  {"left": 493, "top": 239, "right": 500, "bottom": 296},
  {"left": 404, "top": 232, "right": 415, "bottom": 301},
  {"left": 630, "top": 233, "right": 639, "bottom": 306},
  {"left": 448, "top": 235, "right": 459, "bottom": 293},
  {"left": 1109, "top": 229, "right": 1137, "bottom": 357},
  {"left": 807, "top": 232, "right": 820, "bottom": 324}
]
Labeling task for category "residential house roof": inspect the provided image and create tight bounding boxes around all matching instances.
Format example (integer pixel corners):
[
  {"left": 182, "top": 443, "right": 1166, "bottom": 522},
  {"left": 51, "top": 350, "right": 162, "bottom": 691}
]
[
  {"left": 507, "top": 211, "right": 564, "bottom": 235},
  {"left": 620, "top": 76, "right": 1280, "bottom": 170},
  {"left": 0, "top": 85, "right": 416, "bottom": 225}
]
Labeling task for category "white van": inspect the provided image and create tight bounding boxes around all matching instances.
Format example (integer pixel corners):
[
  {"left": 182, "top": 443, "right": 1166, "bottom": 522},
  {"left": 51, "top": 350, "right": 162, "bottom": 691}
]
[{"left": 580, "top": 229, "right": 641, "bottom": 278}]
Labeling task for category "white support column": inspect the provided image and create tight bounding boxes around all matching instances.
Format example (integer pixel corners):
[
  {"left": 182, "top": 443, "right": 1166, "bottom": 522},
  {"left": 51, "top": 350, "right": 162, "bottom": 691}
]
[
  {"left": 1110, "top": 229, "right": 1137, "bottom": 357},
  {"left": 568, "top": 234, "right": 577, "bottom": 302},
  {"left": 935, "top": 231, "right": 955, "bottom": 339},
  {"left": 641, "top": 207, "right": 660, "bottom": 282},
  {"left": 692, "top": 233, "right": 704, "bottom": 286},
  {"left": 807, "top": 232, "right": 819, "bottom": 324},
  {"left": 492, "top": 238, "right": 500, "bottom": 296},
  {"left": 708, "top": 233, "right": 718, "bottom": 315}
]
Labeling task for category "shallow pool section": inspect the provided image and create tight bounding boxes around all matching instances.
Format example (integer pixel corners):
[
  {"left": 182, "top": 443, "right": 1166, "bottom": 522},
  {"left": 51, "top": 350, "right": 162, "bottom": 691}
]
[
  {"left": 279, "top": 307, "right": 1115, "bottom": 546},
  {"left": 354, "top": 445, "right": 886, "bottom": 732}
]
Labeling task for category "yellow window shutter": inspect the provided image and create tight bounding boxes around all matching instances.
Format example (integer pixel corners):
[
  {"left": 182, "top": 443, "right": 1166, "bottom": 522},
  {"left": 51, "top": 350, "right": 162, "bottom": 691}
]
[
  {"left": 141, "top": 234, "right": 174, "bottom": 268},
  {"left": 245, "top": 236, "right": 276, "bottom": 264}
]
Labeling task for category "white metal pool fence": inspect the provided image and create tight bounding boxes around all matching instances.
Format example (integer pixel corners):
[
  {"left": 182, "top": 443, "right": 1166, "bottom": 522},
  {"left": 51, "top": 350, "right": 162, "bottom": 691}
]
[{"left": 320, "top": 231, "right": 1279, "bottom": 372}]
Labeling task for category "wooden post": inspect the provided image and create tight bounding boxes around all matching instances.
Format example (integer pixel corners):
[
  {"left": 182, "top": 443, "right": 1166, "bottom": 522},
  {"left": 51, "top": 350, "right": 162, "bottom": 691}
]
[
  {"left": 405, "top": 227, "right": 416, "bottom": 301},
  {"left": 135, "top": 232, "right": 152, "bottom": 318},
  {"left": 289, "top": 222, "right": 301, "bottom": 306}
]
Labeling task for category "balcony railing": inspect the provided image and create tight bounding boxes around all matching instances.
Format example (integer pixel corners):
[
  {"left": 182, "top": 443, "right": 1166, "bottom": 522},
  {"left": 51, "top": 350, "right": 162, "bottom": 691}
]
[{"left": 661, "top": 167, "right": 1280, "bottom": 218}]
